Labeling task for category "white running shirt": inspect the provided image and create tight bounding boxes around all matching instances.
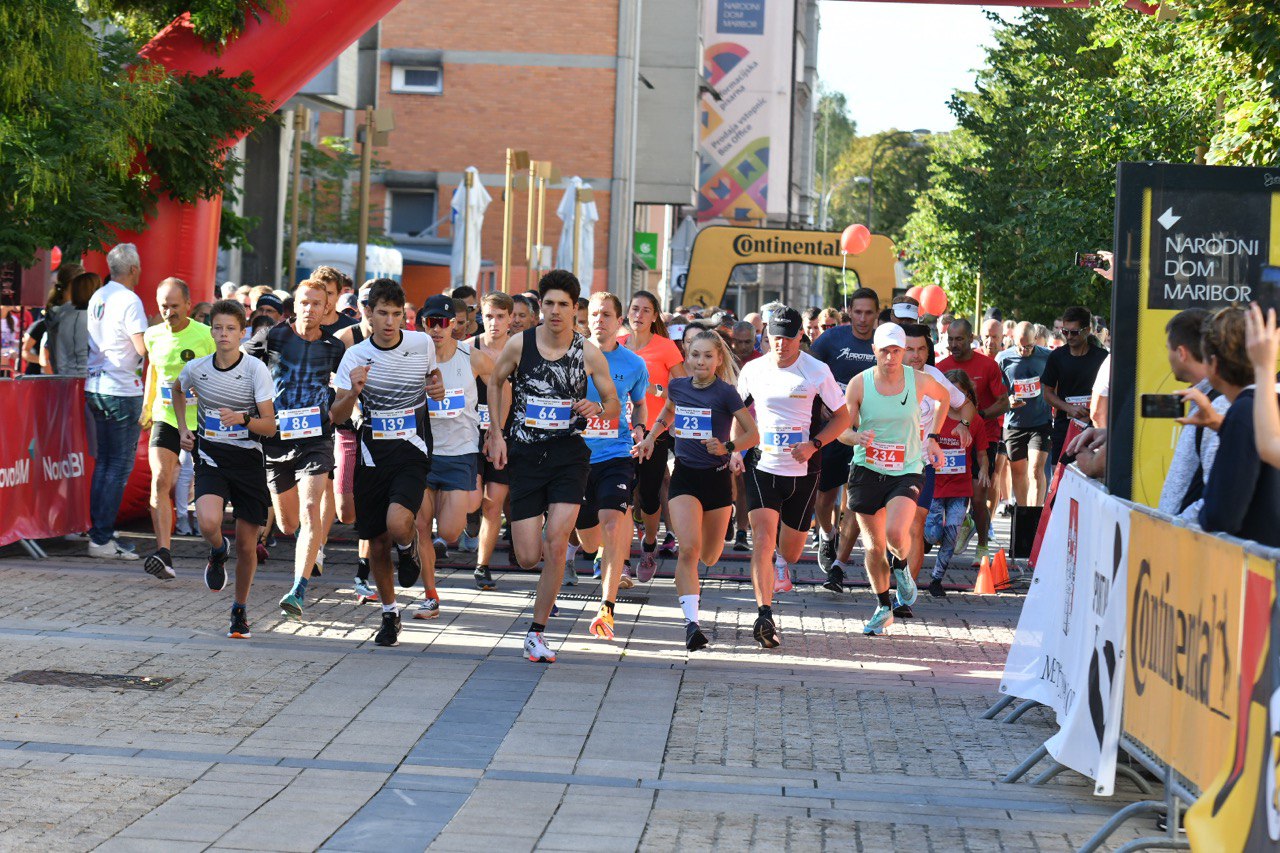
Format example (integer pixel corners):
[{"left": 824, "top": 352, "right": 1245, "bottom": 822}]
[{"left": 737, "top": 351, "right": 846, "bottom": 477}]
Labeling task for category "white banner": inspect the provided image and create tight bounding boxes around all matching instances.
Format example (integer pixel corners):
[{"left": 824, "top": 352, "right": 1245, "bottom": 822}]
[{"left": 999, "top": 468, "right": 1130, "bottom": 794}]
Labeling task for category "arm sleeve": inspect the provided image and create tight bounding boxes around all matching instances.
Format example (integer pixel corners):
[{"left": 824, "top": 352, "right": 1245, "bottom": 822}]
[
  {"left": 1199, "top": 402, "right": 1258, "bottom": 535},
  {"left": 177, "top": 361, "right": 192, "bottom": 393}
]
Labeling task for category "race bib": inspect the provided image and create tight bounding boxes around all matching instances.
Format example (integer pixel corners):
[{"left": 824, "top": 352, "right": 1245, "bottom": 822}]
[
  {"left": 762, "top": 426, "right": 805, "bottom": 454},
  {"left": 160, "top": 385, "right": 198, "bottom": 409},
  {"left": 1066, "top": 395, "right": 1091, "bottom": 406},
  {"left": 369, "top": 407, "right": 417, "bottom": 440},
  {"left": 478, "top": 403, "right": 490, "bottom": 429},
  {"left": 583, "top": 415, "right": 620, "bottom": 440},
  {"left": 867, "top": 441, "right": 906, "bottom": 472},
  {"left": 938, "top": 449, "right": 967, "bottom": 475},
  {"left": 278, "top": 406, "right": 322, "bottom": 440},
  {"left": 672, "top": 406, "right": 711, "bottom": 440},
  {"left": 524, "top": 396, "right": 573, "bottom": 430},
  {"left": 1012, "top": 377, "right": 1041, "bottom": 399},
  {"left": 428, "top": 387, "right": 466, "bottom": 419},
  {"left": 203, "top": 413, "right": 248, "bottom": 441}
]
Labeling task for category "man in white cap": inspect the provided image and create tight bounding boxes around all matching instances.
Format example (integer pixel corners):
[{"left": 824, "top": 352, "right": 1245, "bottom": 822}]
[{"left": 839, "top": 322, "right": 950, "bottom": 636}]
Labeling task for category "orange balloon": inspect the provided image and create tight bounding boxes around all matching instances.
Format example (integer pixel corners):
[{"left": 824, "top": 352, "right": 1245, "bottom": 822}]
[
  {"left": 906, "top": 285, "right": 924, "bottom": 302},
  {"left": 840, "top": 223, "right": 872, "bottom": 256},
  {"left": 919, "top": 284, "right": 949, "bottom": 317}
]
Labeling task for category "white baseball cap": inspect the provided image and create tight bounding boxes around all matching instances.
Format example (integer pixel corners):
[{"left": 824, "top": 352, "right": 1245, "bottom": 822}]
[
  {"left": 892, "top": 302, "right": 920, "bottom": 321},
  {"left": 873, "top": 323, "right": 907, "bottom": 351}
]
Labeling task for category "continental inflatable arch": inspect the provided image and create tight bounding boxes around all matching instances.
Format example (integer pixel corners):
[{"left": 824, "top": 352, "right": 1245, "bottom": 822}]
[{"left": 680, "top": 226, "right": 897, "bottom": 310}]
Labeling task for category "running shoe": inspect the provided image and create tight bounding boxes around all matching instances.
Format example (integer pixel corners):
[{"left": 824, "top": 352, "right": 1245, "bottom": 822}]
[
  {"left": 312, "top": 549, "right": 324, "bottom": 577},
  {"left": 564, "top": 557, "right": 578, "bottom": 586},
  {"left": 204, "top": 537, "right": 229, "bottom": 592},
  {"left": 396, "top": 535, "right": 421, "bottom": 588},
  {"left": 733, "top": 530, "right": 750, "bottom": 552},
  {"left": 822, "top": 563, "right": 845, "bottom": 594},
  {"left": 551, "top": 602, "right": 560, "bottom": 618},
  {"left": 591, "top": 550, "right": 603, "bottom": 579},
  {"left": 279, "top": 588, "right": 305, "bottom": 621},
  {"left": 228, "top": 607, "right": 251, "bottom": 639},
  {"left": 256, "top": 542, "right": 269, "bottom": 563},
  {"left": 588, "top": 606, "right": 615, "bottom": 640},
  {"left": 637, "top": 551, "right": 658, "bottom": 583},
  {"left": 474, "top": 566, "right": 496, "bottom": 591},
  {"left": 998, "top": 501, "right": 1014, "bottom": 517},
  {"left": 972, "top": 543, "right": 990, "bottom": 568},
  {"left": 892, "top": 603, "right": 915, "bottom": 619},
  {"left": 456, "top": 532, "right": 479, "bottom": 553},
  {"left": 266, "top": 533, "right": 278, "bottom": 548},
  {"left": 892, "top": 563, "right": 918, "bottom": 607},
  {"left": 618, "top": 561, "right": 635, "bottom": 590},
  {"left": 411, "top": 597, "right": 440, "bottom": 620},
  {"left": 174, "top": 515, "right": 193, "bottom": 536},
  {"left": 88, "top": 538, "right": 140, "bottom": 561},
  {"left": 955, "top": 515, "right": 976, "bottom": 555},
  {"left": 817, "top": 534, "right": 836, "bottom": 574},
  {"left": 354, "top": 577, "right": 379, "bottom": 604},
  {"left": 685, "top": 621, "right": 709, "bottom": 651},
  {"left": 773, "top": 555, "right": 793, "bottom": 594},
  {"left": 658, "top": 532, "right": 677, "bottom": 559},
  {"left": 927, "top": 578, "right": 947, "bottom": 598},
  {"left": 863, "top": 604, "right": 894, "bottom": 636},
  {"left": 374, "top": 610, "right": 401, "bottom": 646},
  {"left": 433, "top": 537, "right": 448, "bottom": 561},
  {"left": 752, "top": 613, "right": 781, "bottom": 649},
  {"left": 143, "top": 549, "right": 176, "bottom": 580},
  {"left": 524, "top": 631, "right": 556, "bottom": 663}
]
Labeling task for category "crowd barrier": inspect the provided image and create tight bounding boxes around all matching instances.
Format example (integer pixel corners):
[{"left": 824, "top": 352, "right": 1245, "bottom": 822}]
[
  {"left": 995, "top": 466, "right": 1279, "bottom": 852},
  {"left": 0, "top": 377, "right": 92, "bottom": 554}
]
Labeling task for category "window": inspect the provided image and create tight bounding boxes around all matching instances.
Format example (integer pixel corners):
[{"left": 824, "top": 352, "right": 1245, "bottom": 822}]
[
  {"left": 388, "top": 190, "right": 437, "bottom": 238},
  {"left": 391, "top": 65, "right": 443, "bottom": 94}
]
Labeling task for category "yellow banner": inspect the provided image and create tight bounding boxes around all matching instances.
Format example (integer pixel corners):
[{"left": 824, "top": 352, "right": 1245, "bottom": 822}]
[{"left": 1125, "top": 512, "right": 1245, "bottom": 790}]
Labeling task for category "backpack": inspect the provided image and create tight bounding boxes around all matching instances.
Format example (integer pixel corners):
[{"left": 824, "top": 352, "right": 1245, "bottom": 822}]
[{"left": 1177, "top": 388, "right": 1222, "bottom": 514}]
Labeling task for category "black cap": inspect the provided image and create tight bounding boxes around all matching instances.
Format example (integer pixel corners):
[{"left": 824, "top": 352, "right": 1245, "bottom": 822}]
[
  {"left": 766, "top": 306, "right": 803, "bottom": 338},
  {"left": 422, "top": 294, "right": 455, "bottom": 318},
  {"left": 984, "top": 307, "right": 1003, "bottom": 322},
  {"left": 255, "top": 294, "right": 283, "bottom": 314}
]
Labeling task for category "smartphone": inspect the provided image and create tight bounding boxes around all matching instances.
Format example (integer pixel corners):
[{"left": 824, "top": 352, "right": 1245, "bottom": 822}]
[
  {"left": 1075, "top": 252, "right": 1104, "bottom": 270},
  {"left": 1141, "top": 393, "right": 1186, "bottom": 419}
]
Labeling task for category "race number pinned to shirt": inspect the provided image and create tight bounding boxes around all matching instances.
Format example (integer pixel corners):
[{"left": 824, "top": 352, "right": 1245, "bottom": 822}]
[
  {"left": 1066, "top": 394, "right": 1092, "bottom": 426},
  {"left": 478, "top": 403, "right": 490, "bottom": 430},
  {"left": 583, "top": 415, "right": 620, "bottom": 440},
  {"left": 160, "top": 385, "right": 198, "bottom": 409},
  {"left": 524, "top": 397, "right": 573, "bottom": 431},
  {"left": 278, "top": 406, "right": 322, "bottom": 440},
  {"left": 762, "top": 426, "right": 805, "bottom": 454},
  {"left": 370, "top": 407, "right": 417, "bottom": 440},
  {"left": 939, "top": 450, "right": 967, "bottom": 475},
  {"left": 867, "top": 441, "right": 906, "bottom": 472},
  {"left": 1013, "top": 377, "right": 1042, "bottom": 399},
  {"left": 203, "top": 413, "right": 248, "bottom": 441},
  {"left": 672, "top": 406, "right": 712, "bottom": 439},
  {"left": 428, "top": 388, "right": 466, "bottom": 419}
]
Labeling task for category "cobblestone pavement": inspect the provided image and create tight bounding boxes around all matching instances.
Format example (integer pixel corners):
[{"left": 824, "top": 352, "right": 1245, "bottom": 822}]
[{"left": 0, "top": 520, "right": 1152, "bottom": 852}]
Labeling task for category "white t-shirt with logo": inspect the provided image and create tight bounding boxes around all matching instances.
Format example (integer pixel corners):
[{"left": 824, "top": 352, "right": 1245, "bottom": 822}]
[
  {"left": 86, "top": 280, "right": 147, "bottom": 396},
  {"left": 737, "top": 351, "right": 846, "bottom": 477}
]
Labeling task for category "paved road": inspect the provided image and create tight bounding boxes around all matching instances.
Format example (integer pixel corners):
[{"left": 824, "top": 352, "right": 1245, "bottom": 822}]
[{"left": 0, "top": 524, "right": 1149, "bottom": 852}]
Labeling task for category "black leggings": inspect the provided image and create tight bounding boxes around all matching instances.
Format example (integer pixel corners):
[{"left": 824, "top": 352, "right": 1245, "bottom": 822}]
[{"left": 636, "top": 431, "right": 673, "bottom": 515}]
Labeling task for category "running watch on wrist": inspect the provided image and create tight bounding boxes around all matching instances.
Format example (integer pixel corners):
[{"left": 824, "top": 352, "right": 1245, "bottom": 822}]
[
  {"left": 960, "top": 420, "right": 971, "bottom": 427},
  {"left": 724, "top": 440, "right": 736, "bottom": 453},
  {"left": 242, "top": 412, "right": 251, "bottom": 427},
  {"left": 811, "top": 438, "right": 823, "bottom": 450},
  {"left": 927, "top": 433, "right": 942, "bottom": 441}
]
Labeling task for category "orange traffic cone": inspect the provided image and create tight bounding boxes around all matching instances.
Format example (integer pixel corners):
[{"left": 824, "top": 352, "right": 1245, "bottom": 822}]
[
  {"left": 973, "top": 555, "right": 996, "bottom": 594},
  {"left": 991, "top": 548, "right": 1012, "bottom": 591}
]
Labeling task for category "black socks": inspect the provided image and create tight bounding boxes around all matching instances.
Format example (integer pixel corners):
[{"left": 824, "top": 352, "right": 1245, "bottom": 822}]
[{"left": 877, "top": 590, "right": 893, "bottom": 608}]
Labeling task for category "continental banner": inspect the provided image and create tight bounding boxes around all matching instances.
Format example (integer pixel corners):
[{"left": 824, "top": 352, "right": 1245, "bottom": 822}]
[
  {"left": 1185, "top": 553, "right": 1280, "bottom": 851},
  {"left": 1124, "top": 511, "right": 1245, "bottom": 792}
]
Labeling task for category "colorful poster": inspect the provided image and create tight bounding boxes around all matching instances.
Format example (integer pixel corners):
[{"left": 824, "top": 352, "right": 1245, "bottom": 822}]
[{"left": 697, "top": 0, "right": 794, "bottom": 223}]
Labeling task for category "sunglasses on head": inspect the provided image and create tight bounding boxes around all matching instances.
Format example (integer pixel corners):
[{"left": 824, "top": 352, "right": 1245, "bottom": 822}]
[{"left": 423, "top": 316, "right": 452, "bottom": 329}]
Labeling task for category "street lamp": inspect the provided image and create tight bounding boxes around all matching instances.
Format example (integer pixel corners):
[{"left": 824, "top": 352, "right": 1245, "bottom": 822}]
[{"left": 866, "top": 128, "right": 930, "bottom": 232}]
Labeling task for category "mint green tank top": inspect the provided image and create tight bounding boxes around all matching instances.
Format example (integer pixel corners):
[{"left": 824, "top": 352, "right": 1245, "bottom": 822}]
[{"left": 852, "top": 366, "right": 924, "bottom": 475}]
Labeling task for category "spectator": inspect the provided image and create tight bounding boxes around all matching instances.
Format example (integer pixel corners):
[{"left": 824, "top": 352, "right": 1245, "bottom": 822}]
[
  {"left": 729, "top": 320, "right": 760, "bottom": 368},
  {"left": 1195, "top": 307, "right": 1280, "bottom": 545},
  {"left": 1042, "top": 305, "right": 1108, "bottom": 464},
  {"left": 41, "top": 262, "right": 86, "bottom": 374},
  {"left": 0, "top": 307, "right": 20, "bottom": 370},
  {"left": 19, "top": 308, "right": 49, "bottom": 375},
  {"left": 1067, "top": 425, "right": 1107, "bottom": 480},
  {"left": 50, "top": 271, "right": 100, "bottom": 378},
  {"left": 190, "top": 302, "right": 212, "bottom": 324},
  {"left": 85, "top": 243, "right": 149, "bottom": 559},
  {"left": 1152, "top": 308, "right": 1225, "bottom": 520},
  {"left": 1245, "top": 304, "right": 1280, "bottom": 468},
  {"left": 1090, "top": 353, "right": 1110, "bottom": 428}
]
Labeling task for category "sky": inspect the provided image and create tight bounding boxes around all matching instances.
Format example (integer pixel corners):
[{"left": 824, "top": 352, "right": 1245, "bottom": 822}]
[{"left": 816, "top": 2, "right": 1012, "bottom": 136}]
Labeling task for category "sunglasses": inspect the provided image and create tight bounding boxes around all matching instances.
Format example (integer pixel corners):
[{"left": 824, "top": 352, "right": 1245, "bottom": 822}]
[
  {"left": 822, "top": 323, "right": 838, "bottom": 330},
  {"left": 1062, "top": 328, "right": 1083, "bottom": 337},
  {"left": 422, "top": 316, "right": 452, "bottom": 329}
]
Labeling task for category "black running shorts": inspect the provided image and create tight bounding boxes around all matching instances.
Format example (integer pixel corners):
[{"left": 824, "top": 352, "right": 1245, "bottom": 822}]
[
  {"left": 745, "top": 464, "right": 821, "bottom": 532},
  {"left": 846, "top": 465, "right": 925, "bottom": 515},
  {"left": 353, "top": 458, "right": 430, "bottom": 540},
  {"left": 818, "top": 441, "right": 853, "bottom": 492},
  {"left": 194, "top": 462, "right": 270, "bottom": 526},
  {"left": 265, "top": 436, "right": 336, "bottom": 494},
  {"left": 667, "top": 459, "right": 733, "bottom": 512},
  {"left": 508, "top": 435, "right": 590, "bottom": 523},
  {"left": 1004, "top": 423, "right": 1052, "bottom": 462},
  {"left": 149, "top": 422, "right": 182, "bottom": 455},
  {"left": 577, "top": 457, "right": 637, "bottom": 530}
]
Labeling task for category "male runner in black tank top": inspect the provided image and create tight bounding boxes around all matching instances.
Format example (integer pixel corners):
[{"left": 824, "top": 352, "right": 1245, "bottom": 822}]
[{"left": 485, "top": 270, "right": 621, "bottom": 663}]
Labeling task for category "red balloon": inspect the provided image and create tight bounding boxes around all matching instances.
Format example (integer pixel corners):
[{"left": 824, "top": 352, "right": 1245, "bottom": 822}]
[
  {"left": 919, "top": 284, "right": 949, "bottom": 317},
  {"left": 906, "top": 285, "right": 924, "bottom": 303},
  {"left": 840, "top": 223, "right": 872, "bottom": 256},
  {"left": 50, "top": 246, "right": 62, "bottom": 271}
]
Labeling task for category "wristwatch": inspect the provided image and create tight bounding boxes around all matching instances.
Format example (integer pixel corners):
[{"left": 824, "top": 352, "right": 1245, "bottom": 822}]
[
  {"left": 926, "top": 433, "right": 942, "bottom": 441},
  {"left": 724, "top": 440, "right": 736, "bottom": 453},
  {"left": 960, "top": 420, "right": 971, "bottom": 427},
  {"left": 811, "top": 438, "right": 824, "bottom": 450},
  {"left": 242, "top": 412, "right": 251, "bottom": 427},
  {"left": 654, "top": 383, "right": 665, "bottom": 396}
]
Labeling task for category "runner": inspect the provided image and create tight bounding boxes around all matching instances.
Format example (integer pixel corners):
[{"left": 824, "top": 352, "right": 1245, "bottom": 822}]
[
  {"left": 840, "top": 323, "right": 950, "bottom": 636},
  {"left": 1042, "top": 306, "right": 1108, "bottom": 465},
  {"left": 471, "top": 292, "right": 514, "bottom": 591},
  {"left": 509, "top": 295, "right": 537, "bottom": 334},
  {"left": 925, "top": 369, "right": 990, "bottom": 597},
  {"left": 171, "top": 300, "right": 277, "bottom": 639},
  {"left": 634, "top": 330, "right": 756, "bottom": 650},
  {"left": 574, "top": 292, "right": 648, "bottom": 641},
  {"left": 623, "top": 290, "right": 687, "bottom": 580},
  {"left": 312, "top": 266, "right": 361, "bottom": 337},
  {"left": 997, "top": 321, "right": 1052, "bottom": 506},
  {"left": 808, "top": 288, "right": 879, "bottom": 584},
  {"left": 333, "top": 283, "right": 377, "bottom": 602},
  {"left": 409, "top": 294, "right": 493, "bottom": 620},
  {"left": 330, "top": 280, "right": 445, "bottom": 647},
  {"left": 738, "top": 306, "right": 850, "bottom": 647},
  {"left": 247, "top": 279, "right": 348, "bottom": 621},
  {"left": 485, "top": 270, "right": 620, "bottom": 663},
  {"left": 141, "top": 278, "right": 214, "bottom": 580}
]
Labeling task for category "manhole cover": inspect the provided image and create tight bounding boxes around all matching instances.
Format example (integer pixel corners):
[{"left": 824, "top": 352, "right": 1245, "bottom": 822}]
[
  {"left": 526, "top": 591, "right": 649, "bottom": 605},
  {"left": 6, "top": 670, "right": 173, "bottom": 691}
]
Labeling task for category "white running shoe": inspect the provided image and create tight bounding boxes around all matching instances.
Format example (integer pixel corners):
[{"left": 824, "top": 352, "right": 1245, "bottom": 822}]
[
  {"left": 88, "top": 538, "right": 139, "bottom": 561},
  {"left": 524, "top": 631, "right": 556, "bottom": 663}
]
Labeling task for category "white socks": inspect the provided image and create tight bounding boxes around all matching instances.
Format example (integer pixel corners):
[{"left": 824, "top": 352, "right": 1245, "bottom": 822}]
[
  {"left": 679, "top": 594, "right": 700, "bottom": 625},
  {"left": 382, "top": 603, "right": 398, "bottom": 614}
]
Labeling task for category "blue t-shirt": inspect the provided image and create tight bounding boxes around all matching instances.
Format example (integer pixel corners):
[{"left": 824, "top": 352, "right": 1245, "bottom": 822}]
[
  {"left": 585, "top": 345, "right": 649, "bottom": 464},
  {"left": 809, "top": 325, "right": 876, "bottom": 387},
  {"left": 667, "top": 376, "right": 745, "bottom": 469},
  {"left": 997, "top": 346, "right": 1052, "bottom": 429}
]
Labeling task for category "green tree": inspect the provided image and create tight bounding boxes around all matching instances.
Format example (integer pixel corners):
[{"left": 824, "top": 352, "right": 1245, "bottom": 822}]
[{"left": 285, "top": 136, "right": 390, "bottom": 249}]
